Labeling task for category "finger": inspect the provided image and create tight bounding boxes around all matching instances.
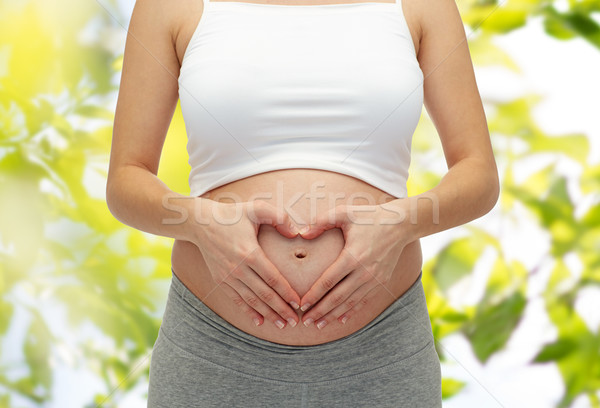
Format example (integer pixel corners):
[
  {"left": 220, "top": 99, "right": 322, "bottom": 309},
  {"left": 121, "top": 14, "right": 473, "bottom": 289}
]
[
  {"left": 326, "top": 280, "right": 380, "bottom": 327},
  {"left": 219, "top": 282, "right": 264, "bottom": 327},
  {"left": 247, "top": 200, "right": 299, "bottom": 238},
  {"left": 241, "top": 270, "right": 299, "bottom": 327},
  {"left": 337, "top": 284, "right": 383, "bottom": 324},
  {"left": 305, "top": 275, "right": 376, "bottom": 329},
  {"left": 301, "top": 272, "right": 366, "bottom": 328},
  {"left": 299, "top": 247, "right": 357, "bottom": 312},
  {"left": 299, "top": 205, "right": 347, "bottom": 240},
  {"left": 228, "top": 277, "right": 289, "bottom": 330},
  {"left": 246, "top": 245, "right": 301, "bottom": 309}
]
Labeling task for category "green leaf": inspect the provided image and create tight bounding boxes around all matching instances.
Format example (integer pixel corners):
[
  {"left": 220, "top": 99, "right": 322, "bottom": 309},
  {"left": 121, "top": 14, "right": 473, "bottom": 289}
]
[
  {"left": 432, "top": 236, "right": 486, "bottom": 294},
  {"left": 74, "top": 104, "right": 114, "bottom": 120},
  {"left": 581, "top": 164, "right": 600, "bottom": 195},
  {"left": 442, "top": 377, "right": 466, "bottom": 399},
  {"left": 469, "top": 32, "right": 521, "bottom": 71},
  {"left": 440, "top": 310, "right": 470, "bottom": 323},
  {"left": 544, "top": 16, "right": 578, "bottom": 39},
  {"left": 538, "top": 285, "right": 600, "bottom": 405},
  {"left": 563, "top": 12, "right": 600, "bottom": 48},
  {"left": 542, "top": 6, "right": 600, "bottom": 49},
  {"left": 505, "top": 176, "right": 580, "bottom": 257},
  {"left": 24, "top": 313, "right": 52, "bottom": 391},
  {"left": 0, "top": 393, "right": 10, "bottom": 408},
  {"left": 534, "top": 337, "right": 579, "bottom": 362},
  {"left": 463, "top": 291, "right": 526, "bottom": 363},
  {"left": 529, "top": 133, "right": 589, "bottom": 162},
  {"left": 0, "top": 300, "right": 13, "bottom": 334}
]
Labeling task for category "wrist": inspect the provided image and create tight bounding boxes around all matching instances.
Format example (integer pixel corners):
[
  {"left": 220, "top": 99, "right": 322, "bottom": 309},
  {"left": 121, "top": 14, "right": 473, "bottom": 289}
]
[
  {"left": 180, "top": 196, "right": 213, "bottom": 245},
  {"left": 403, "top": 192, "right": 442, "bottom": 242},
  {"left": 380, "top": 197, "right": 428, "bottom": 245}
]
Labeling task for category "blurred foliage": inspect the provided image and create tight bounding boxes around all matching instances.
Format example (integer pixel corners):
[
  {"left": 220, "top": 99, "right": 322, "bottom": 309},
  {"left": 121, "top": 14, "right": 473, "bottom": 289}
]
[{"left": 0, "top": 0, "right": 598, "bottom": 407}]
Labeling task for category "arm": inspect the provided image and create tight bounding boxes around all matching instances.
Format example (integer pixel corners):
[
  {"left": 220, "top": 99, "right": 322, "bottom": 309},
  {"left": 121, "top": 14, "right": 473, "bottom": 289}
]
[
  {"left": 106, "top": 0, "right": 190, "bottom": 241},
  {"left": 399, "top": 0, "right": 499, "bottom": 240},
  {"left": 297, "top": 0, "right": 499, "bottom": 326},
  {"left": 106, "top": 0, "right": 300, "bottom": 328}
]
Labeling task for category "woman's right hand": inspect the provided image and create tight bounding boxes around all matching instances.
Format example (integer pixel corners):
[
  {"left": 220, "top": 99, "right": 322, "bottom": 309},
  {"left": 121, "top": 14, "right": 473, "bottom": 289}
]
[{"left": 188, "top": 198, "right": 301, "bottom": 329}]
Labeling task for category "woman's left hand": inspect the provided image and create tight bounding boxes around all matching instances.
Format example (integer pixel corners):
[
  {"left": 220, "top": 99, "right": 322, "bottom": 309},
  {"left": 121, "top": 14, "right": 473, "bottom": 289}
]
[{"left": 298, "top": 202, "right": 412, "bottom": 329}]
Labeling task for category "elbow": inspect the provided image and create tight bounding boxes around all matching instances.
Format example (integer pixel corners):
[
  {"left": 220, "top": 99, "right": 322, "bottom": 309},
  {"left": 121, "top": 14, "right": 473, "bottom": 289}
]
[
  {"left": 105, "top": 163, "right": 132, "bottom": 222},
  {"left": 482, "top": 162, "right": 500, "bottom": 215},
  {"left": 105, "top": 172, "right": 122, "bottom": 222},
  {"left": 462, "top": 155, "right": 499, "bottom": 217},
  {"left": 105, "top": 179, "right": 117, "bottom": 220}
]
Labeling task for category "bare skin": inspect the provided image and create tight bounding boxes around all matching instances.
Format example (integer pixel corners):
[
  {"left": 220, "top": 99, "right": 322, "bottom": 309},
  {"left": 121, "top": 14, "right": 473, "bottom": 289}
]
[
  {"left": 107, "top": 0, "right": 499, "bottom": 346},
  {"left": 171, "top": 170, "right": 425, "bottom": 345}
]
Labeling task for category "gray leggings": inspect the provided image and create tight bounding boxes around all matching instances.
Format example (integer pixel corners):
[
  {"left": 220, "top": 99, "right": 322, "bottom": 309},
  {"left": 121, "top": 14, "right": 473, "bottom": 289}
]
[{"left": 148, "top": 269, "right": 442, "bottom": 407}]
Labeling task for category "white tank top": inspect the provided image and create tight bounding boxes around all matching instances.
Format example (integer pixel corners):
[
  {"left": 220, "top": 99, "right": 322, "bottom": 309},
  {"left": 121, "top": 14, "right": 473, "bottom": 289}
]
[{"left": 178, "top": 0, "right": 423, "bottom": 198}]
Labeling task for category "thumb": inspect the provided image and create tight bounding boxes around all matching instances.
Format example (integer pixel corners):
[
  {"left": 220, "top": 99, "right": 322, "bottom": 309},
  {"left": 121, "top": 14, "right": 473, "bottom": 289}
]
[
  {"left": 246, "top": 200, "right": 298, "bottom": 238},
  {"left": 299, "top": 205, "right": 347, "bottom": 240}
]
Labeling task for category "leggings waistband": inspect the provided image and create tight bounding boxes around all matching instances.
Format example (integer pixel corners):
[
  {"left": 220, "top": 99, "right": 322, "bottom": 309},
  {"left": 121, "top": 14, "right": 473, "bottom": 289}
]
[{"left": 159, "top": 268, "right": 435, "bottom": 382}]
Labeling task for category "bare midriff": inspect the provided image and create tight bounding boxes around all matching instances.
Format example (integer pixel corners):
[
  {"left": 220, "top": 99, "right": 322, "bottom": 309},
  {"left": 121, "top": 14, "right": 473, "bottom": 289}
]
[{"left": 171, "top": 169, "right": 423, "bottom": 345}]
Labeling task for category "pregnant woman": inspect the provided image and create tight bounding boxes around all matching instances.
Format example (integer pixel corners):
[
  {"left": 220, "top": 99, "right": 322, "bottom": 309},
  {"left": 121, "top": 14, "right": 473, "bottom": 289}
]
[{"left": 106, "top": 0, "right": 499, "bottom": 405}]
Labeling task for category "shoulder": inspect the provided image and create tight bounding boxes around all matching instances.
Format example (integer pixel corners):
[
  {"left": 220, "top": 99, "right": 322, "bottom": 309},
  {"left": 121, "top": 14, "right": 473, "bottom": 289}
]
[
  {"left": 129, "top": 0, "right": 203, "bottom": 67},
  {"left": 128, "top": 0, "right": 192, "bottom": 44},
  {"left": 402, "top": 0, "right": 466, "bottom": 59},
  {"left": 403, "top": 0, "right": 468, "bottom": 76}
]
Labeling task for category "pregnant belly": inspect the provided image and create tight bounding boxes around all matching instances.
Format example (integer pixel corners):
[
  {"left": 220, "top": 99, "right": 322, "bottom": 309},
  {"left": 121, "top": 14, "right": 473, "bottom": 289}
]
[
  {"left": 257, "top": 225, "right": 345, "bottom": 298},
  {"left": 170, "top": 169, "right": 423, "bottom": 345}
]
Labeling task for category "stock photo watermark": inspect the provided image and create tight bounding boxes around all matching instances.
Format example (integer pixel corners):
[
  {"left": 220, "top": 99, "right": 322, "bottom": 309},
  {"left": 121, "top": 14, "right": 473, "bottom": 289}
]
[{"left": 160, "top": 180, "right": 440, "bottom": 227}]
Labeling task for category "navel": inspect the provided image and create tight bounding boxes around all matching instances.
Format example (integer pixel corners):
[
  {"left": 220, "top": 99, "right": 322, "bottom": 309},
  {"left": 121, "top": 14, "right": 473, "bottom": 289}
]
[{"left": 294, "top": 248, "right": 307, "bottom": 259}]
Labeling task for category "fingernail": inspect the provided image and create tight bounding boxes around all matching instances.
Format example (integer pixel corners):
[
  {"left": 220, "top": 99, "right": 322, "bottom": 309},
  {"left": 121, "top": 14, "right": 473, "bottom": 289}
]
[
  {"left": 300, "top": 303, "right": 311, "bottom": 312},
  {"left": 287, "top": 318, "right": 297, "bottom": 328},
  {"left": 341, "top": 316, "right": 348, "bottom": 324},
  {"left": 299, "top": 226, "right": 310, "bottom": 235},
  {"left": 290, "top": 224, "right": 300, "bottom": 235},
  {"left": 253, "top": 317, "right": 261, "bottom": 326},
  {"left": 303, "top": 318, "right": 314, "bottom": 327},
  {"left": 290, "top": 301, "right": 300, "bottom": 310},
  {"left": 275, "top": 320, "right": 285, "bottom": 329},
  {"left": 316, "top": 320, "right": 327, "bottom": 330}
]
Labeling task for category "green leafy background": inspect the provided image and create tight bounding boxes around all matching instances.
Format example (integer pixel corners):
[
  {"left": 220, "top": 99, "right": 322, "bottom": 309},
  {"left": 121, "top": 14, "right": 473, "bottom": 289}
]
[{"left": 1, "top": 0, "right": 599, "bottom": 406}]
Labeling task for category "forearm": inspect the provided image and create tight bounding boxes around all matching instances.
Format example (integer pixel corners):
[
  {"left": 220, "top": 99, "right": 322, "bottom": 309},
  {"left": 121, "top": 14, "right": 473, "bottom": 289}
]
[
  {"left": 392, "top": 157, "right": 500, "bottom": 243},
  {"left": 106, "top": 164, "right": 203, "bottom": 243}
]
